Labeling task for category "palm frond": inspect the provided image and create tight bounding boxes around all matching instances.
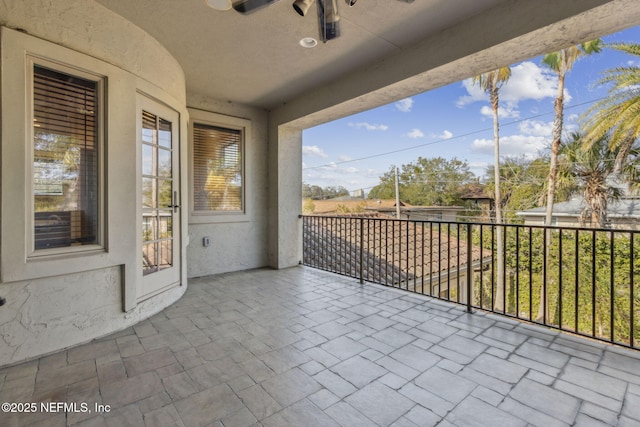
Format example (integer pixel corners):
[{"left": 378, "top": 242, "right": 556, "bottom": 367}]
[{"left": 608, "top": 42, "right": 640, "bottom": 57}]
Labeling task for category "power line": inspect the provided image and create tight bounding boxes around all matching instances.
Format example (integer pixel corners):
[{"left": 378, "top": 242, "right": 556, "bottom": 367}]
[{"left": 302, "top": 95, "right": 610, "bottom": 171}]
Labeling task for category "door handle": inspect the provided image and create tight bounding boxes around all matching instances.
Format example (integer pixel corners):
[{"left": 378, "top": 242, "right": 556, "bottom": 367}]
[{"left": 166, "top": 191, "right": 180, "bottom": 212}]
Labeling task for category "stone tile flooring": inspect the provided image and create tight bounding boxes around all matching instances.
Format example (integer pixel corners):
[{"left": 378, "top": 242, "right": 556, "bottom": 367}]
[{"left": 2, "top": 267, "right": 640, "bottom": 426}]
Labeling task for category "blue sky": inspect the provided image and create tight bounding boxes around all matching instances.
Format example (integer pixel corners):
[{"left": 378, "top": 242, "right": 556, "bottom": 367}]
[{"left": 302, "top": 25, "right": 640, "bottom": 195}]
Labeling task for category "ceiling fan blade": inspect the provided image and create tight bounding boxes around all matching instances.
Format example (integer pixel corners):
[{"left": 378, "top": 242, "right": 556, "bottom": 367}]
[{"left": 232, "top": 0, "right": 280, "bottom": 14}]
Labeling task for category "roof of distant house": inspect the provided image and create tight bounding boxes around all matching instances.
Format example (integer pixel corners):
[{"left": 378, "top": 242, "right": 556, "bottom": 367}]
[
  {"left": 307, "top": 199, "right": 408, "bottom": 214},
  {"left": 460, "top": 183, "right": 493, "bottom": 201},
  {"left": 517, "top": 197, "right": 640, "bottom": 219},
  {"left": 303, "top": 213, "right": 491, "bottom": 284},
  {"left": 309, "top": 198, "right": 464, "bottom": 215}
]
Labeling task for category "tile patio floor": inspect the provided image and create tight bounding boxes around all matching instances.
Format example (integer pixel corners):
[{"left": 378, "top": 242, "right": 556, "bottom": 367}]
[{"left": 2, "top": 267, "right": 640, "bottom": 426}]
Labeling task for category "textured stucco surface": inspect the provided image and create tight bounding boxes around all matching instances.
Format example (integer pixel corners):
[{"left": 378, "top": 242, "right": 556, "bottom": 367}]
[
  {"left": 0, "top": 0, "right": 185, "bottom": 103},
  {"left": 0, "top": 267, "right": 186, "bottom": 366},
  {"left": 185, "top": 94, "right": 270, "bottom": 278},
  {"left": 0, "top": 1, "right": 188, "bottom": 366}
]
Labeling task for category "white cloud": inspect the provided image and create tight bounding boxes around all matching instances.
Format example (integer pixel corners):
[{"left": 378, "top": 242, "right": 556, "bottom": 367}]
[
  {"left": 457, "top": 80, "right": 487, "bottom": 107},
  {"left": 457, "top": 61, "right": 569, "bottom": 108},
  {"left": 518, "top": 119, "right": 553, "bottom": 137},
  {"left": 469, "top": 161, "right": 490, "bottom": 169},
  {"left": 302, "top": 145, "right": 328, "bottom": 158},
  {"left": 338, "top": 154, "right": 352, "bottom": 162},
  {"left": 471, "top": 134, "right": 549, "bottom": 159},
  {"left": 349, "top": 122, "right": 389, "bottom": 131},
  {"left": 406, "top": 128, "right": 424, "bottom": 139},
  {"left": 502, "top": 62, "right": 563, "bottom": 102},
  {"left": 395, "top": 97, "right": 414, "bottom": 112},
  {"left": 469, "top": 161, "right": 490, "bottom": 176},
  {"left": 433, "top": 130, "right": 453, "bottom": 140},
  {"left": 480, "top": 103, "right": 520, "bottom": 119},
  {"left": 563, "top": 114, "right": 580, "bottom": 134},
  {"left": 566, "top": 113, "right": 579, "bottom": 123},
  {"left": 303, "top": 163, "right": 382, "bottom": 192}
]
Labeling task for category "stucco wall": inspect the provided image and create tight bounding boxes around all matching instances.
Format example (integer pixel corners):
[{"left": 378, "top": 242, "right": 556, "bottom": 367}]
[
  {"left": 185, "top": 94, "right": 270, "bottom": 277},
  {"left": 0, "top": 0, "right": 185, "bottom": 104},
  {"left": 1, "top": 267, "right": 184, "bottom": 365},
  {"left": 0, "top": 1, "right": 188, "bottom": 366}
]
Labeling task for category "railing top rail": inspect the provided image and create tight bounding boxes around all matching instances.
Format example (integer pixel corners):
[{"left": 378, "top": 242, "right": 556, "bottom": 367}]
[{"left": 301, "top": 214, "right": 640, "bottom": 234}]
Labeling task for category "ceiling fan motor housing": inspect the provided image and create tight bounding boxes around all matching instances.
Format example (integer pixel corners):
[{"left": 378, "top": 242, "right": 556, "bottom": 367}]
[{"left": 233, "top": 0, "right": 281, "bottom": 14}]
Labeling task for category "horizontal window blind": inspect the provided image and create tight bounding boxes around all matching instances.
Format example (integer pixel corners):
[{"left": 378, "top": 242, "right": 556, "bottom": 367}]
[
  {"left": 193, "top": 123, "right": 243, "bottom": 211},
  {"left": 33, "top": 65, "right": 99, "bottom": 250}
]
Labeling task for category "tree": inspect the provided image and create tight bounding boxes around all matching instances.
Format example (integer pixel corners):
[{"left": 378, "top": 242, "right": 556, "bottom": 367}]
[
  {"left": 542, "top": 40, "right": 602, "bottom": 226},
  {"left": 324, "top": 185, "right": 350, "bottom": 199},
  {"left": 472, "top": 67, "right": 511, "bottom": 311},
  {"left": 561, "top": 132, "right": 640, "bottom": 227},
  {"left": 484, "top": 156, "right": 550, "bottom": 222},
  {"left": 472, "top": 68, "right": 511, "bottom": 225},
  {"left": 584, "top": 43, "right": 640, "bottom": 168},
  {"left": 302, "top": 198, "right": 316, "bottom": 214},
  {"left": 368, "top": 157, "right": 475, "bottom": 205},
  {"left": 302, "top": 183, "right": 350, "bottom": 200}
]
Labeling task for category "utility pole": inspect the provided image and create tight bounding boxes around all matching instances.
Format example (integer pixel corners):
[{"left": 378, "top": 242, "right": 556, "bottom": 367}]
[{"left": 395, "top": 166, "right": 401, "bottom": 219}]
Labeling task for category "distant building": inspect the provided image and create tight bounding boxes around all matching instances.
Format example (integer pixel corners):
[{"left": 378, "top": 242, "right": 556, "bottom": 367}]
[
  {"left": 517, "top": 197, "right": 640, "bottom": 230},
  {"left": 353, "top": 189, "right": 366, "bottom": 199},
  {"left": 460, "top": 183, "right": 493, "bottom": 222}
]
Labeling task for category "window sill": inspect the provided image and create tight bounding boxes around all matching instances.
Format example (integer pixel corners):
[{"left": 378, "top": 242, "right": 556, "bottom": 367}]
[{"left": 189, "top": 211, "right": 250, "bottom": 224}]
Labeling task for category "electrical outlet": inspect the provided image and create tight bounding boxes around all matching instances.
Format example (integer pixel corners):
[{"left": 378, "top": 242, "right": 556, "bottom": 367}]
[{"left": 203, "top": 236, "right": 211, "bottom": 247}]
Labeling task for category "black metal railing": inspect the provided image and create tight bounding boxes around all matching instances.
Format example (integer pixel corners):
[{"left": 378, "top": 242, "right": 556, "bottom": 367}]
[{"left": 302, "top": 214, "right": 640, "bottom": 349}]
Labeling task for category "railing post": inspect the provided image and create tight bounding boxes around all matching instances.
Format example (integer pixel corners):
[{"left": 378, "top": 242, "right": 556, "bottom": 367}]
[
  {"left": 466, "top": 223, "right": 473, "bottom": 313},
  {"left": 359, "top": 217, "right": 364, "bottom": 284}
]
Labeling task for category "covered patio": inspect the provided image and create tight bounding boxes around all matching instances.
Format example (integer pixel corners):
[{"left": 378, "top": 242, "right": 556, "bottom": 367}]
[{"left": 2, "top": 267, "right": 639, "bottom": 426}]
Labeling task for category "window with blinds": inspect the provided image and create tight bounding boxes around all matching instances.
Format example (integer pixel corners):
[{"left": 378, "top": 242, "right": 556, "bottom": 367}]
[
  {"left": 193, "top": 122, "right": 243, "bottom": 212},
  {"left": 33, "top": 65, "right": 100, "bottom": 250}
]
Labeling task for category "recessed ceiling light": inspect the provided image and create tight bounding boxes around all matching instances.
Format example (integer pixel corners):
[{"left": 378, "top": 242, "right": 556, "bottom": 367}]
[
  {"left": 300, "top": 37, "right": 318, "bottom": 48},
  {"left": 205, "top": 0, "right": 232, "bottom": 11}
]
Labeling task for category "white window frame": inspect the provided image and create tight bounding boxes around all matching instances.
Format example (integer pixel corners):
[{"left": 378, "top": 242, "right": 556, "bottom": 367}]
[
  {"left": 1, "top": 28, "right": 114, "bottom": 282},
  {"left": 188, "top": 108, "right": 251, "bottom": 224}
]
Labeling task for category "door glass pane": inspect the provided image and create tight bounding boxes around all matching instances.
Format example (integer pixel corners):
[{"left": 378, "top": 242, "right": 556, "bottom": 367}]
[
  {"left": 142, "top": 178, "right": 155, "bottom": 208},
  {"left": 141, "top": 110, "right": 174, "bottom": 276},
  {"left": 143, "top": 242, "right": 157, "bottom": 275},
  {"left": 158, "top": 118, "right": 172, "bottom": 148},
  {"left": 142, "top": 214, "right": 157, "bottom": 242},
  {"left": 159, "top": 239, "right": 173, "bottom": 270},
  {"left": 158, "top": 148, "right": 171, "bottom": 177},
  {"left": 158, "top": 180, "right": 172, "bottom": 207},
  {"left": 142, "top": 144, "right": 153, "bottom": 176},
  {"left": 158, "top": 213, "right": 172, "bottom": 239},
  {"left": 142, "top": 128, "right": 154, "bottom": 144}
]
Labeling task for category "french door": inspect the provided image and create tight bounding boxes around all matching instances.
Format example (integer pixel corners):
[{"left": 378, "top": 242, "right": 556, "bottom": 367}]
[{"left": 137, "top": 94, "right": 181, "bottom": 300}]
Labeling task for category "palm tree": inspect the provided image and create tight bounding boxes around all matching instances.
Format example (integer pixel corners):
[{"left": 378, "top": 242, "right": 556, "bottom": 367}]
[
  {"left": 562, "top": 132, "right": 640, "bottom": 227},
  {"left": 537, "top": 40, "right": 602, "bottom": 321},
  {"left": 472, "top": 67, "right": 511, "bottom": 311},
  {"left": 584, "top": 43, "right": 640, "bottom": 168},
  {"left": 542, "top": 40, "right": 603, "bottom": 227}
]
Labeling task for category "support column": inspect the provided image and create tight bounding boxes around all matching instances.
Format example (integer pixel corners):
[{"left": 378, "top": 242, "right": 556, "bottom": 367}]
[{"left": 268, "top": 124, "right": 303, "bottom": 269}]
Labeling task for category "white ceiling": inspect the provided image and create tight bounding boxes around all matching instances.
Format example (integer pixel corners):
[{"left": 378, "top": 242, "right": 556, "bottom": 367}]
[{"left": 94, "top": 0, "right": 507, "bottom": 109}]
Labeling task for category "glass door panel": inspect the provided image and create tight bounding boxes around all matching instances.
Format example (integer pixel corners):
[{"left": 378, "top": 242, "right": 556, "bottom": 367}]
[
  {"left": 141, "top": 110, "right": 174, "bottom": 275},
  {"left": 137, "top": 95, "right": 180, "bottom": 300}
]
